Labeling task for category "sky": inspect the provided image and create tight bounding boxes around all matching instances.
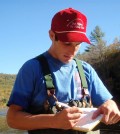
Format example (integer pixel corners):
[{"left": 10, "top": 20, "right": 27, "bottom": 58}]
[{"left": 0, "top": 0, "right": 120, "bottom": 74}]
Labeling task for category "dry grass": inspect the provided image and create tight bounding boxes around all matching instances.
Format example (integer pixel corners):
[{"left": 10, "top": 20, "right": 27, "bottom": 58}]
[{"left": 0, "top": 88, "right": 11, "bottom": 109}]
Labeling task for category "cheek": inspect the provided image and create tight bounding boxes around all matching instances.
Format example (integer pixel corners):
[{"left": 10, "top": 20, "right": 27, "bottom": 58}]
[
  {"left": 55, "top": 44, "right": 65, "bottom": 55},
  {"left": 59, "top": 45, "right": 67, "bottom": 52}
]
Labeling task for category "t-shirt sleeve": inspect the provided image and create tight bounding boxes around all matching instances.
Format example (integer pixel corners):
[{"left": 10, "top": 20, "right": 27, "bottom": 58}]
[
  {"left": 82, "top": 61, "right": 113, "bottom": 107},
  {"left": 7, "top": 59, "right": 38, "bottom": 110}
]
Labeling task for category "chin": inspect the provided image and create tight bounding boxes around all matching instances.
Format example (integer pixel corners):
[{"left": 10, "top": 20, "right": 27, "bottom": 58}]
[{"left": 63, "top": 59, "right": 72, "bottom": 63}]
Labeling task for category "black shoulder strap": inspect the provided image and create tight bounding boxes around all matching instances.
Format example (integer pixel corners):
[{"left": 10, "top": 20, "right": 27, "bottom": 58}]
[
  {"left": 36, "top": 54, "right": 54, "bottom": 89},
  {"left": 74, "top": 58, "right": 88, "bottom": 89}
]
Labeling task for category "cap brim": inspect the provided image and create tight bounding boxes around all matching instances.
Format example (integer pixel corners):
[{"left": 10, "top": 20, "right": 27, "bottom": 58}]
[{"left": 56, "top": 32, "right": 91, "bottom": 44}]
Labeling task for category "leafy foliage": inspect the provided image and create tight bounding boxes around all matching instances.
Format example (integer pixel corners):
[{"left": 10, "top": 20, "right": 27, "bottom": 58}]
[
  {"left": 90, "top": 25, "right": 105, "bottom": 44},
  {"left": 77, "top": 26, "right": 120, "bottom": 105}
]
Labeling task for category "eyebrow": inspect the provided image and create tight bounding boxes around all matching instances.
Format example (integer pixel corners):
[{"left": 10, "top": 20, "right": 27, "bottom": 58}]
[{"left": 64, "top": 42, "right": 81, "bottom": 45}]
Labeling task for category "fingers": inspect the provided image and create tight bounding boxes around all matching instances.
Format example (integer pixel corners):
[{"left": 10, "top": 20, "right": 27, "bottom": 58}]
[
  {"left": 101, "top": 109, "right": 120, "bottom": 125},
  {"left": 95, "top": 100, "right": 120, "bottom": 125},
  {"left": 54, "top": 107, "right": 82, "bottom": 130},
  {"left": 69, "top": 112, "right": 81, "bottom": 120},
  {"left": 70, "top": 118, "right": 80, "bottom": 127},
  {"left": 65, "top": 106, "right": 82, "bottom": 119},
  {"left": 66, "top": 106, "right": 83, "bottom": 114},
  {"left": 105, "top": 111, "right": 120, "bottom": 124}
]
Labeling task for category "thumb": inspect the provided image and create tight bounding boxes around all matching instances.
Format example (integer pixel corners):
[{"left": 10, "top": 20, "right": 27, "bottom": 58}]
[{"left": 92, "top": 109, "right": 101, "bottom": 119}]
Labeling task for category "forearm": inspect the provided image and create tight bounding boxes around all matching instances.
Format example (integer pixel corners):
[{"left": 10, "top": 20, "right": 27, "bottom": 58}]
[
  {"left": 7, "top": 104, "right": 82, "bottom": 130},
  {"left": 7, "top": 106, "right": 56, "bottom": 130}
]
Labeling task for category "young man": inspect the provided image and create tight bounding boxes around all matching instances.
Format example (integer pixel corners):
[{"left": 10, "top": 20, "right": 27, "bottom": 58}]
[{"left": 7, "top": 8, "right": 120, "bottom": 134}]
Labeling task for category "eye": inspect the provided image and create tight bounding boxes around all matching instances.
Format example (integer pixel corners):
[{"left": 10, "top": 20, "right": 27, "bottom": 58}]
[
  {"left": 64, "top": 42, "right": 81, "bottom": 46},
  {"left": 64, "top": 42, "right": 71, "bottom": 46}
]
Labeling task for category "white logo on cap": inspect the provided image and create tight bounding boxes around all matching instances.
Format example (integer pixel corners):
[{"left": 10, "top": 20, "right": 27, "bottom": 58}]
[{"left": 67, "top": 19, "right": 84, "bottom": 30}]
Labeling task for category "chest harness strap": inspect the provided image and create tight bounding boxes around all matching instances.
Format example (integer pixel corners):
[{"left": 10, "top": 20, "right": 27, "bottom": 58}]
[{"left": 36, "top": 54, "right": 92, "bottom": 113}]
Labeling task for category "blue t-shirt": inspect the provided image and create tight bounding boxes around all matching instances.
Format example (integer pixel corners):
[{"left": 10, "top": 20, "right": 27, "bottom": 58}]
[{"left": 7, "top": 51, "right": 112, "bottom": 111}]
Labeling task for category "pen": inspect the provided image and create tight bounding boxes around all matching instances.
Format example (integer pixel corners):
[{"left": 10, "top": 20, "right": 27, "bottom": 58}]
[
  {"left": 56, "top": 101, "right": 70, "bottom": 108},
  {"left": 55, "top": 101, "right": 99, "bottom": 114}
]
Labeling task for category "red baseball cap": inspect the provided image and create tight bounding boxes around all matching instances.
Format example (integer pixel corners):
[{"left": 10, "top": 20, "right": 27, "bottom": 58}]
[{"left": 51, "top": 8, "right": 90, "bottom": 44}]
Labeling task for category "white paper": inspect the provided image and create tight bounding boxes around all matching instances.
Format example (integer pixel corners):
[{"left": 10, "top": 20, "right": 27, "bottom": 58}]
[
  {"left": 56, "top": 102, "right": 103, "bottom": 132},
  {"left": 73, "top": 108, "right": 103, "bottom": 132}
]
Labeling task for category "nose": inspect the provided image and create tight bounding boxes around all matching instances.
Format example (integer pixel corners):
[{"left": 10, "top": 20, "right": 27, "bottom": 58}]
[{"left": 69, "top": 44, "right": 78, "bottom": 54}]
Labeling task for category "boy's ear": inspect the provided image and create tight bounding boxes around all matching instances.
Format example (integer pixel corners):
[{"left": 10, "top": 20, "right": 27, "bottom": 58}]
[{"left": 49, "top": 30, "right": 55, "bottom": 41}]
